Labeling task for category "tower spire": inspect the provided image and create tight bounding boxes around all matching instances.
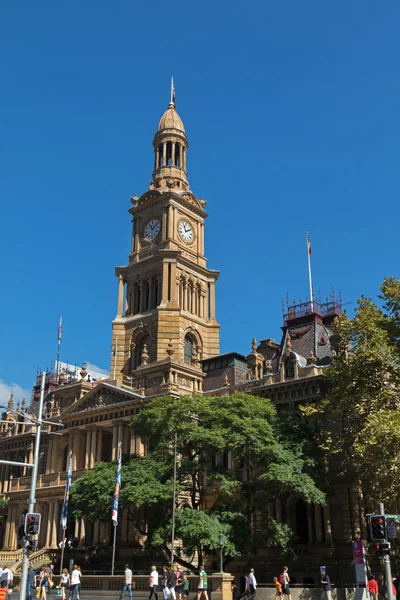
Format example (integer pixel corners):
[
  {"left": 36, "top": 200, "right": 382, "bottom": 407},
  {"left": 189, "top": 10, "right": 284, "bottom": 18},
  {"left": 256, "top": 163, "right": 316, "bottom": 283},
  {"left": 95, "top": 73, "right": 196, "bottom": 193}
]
[{"left": 170, "top": 77, "right": 176, "bottom": 106}]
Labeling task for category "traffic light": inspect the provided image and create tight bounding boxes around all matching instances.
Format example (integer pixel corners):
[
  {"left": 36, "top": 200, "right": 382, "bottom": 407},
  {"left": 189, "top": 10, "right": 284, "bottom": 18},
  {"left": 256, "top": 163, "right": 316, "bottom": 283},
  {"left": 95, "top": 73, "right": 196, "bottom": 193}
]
[
  {"left": 370, "top": 515, "right": 386, "bottom": 541},
  {"left": 24, "top": 513, "right": 41, "bottom": 536},
  {"left": 375, "top": 542, "right": 390, "bottom": 557}
]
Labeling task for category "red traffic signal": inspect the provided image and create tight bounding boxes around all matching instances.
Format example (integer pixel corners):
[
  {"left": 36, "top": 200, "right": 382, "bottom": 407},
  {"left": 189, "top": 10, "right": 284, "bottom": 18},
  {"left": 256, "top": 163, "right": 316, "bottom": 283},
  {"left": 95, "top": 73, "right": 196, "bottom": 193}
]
[
  {"left": 370, "top": 515, "right": 386, "bottom": 541},
  {"left": 24, "top": 513, "right": 41, "bottom": 536}
]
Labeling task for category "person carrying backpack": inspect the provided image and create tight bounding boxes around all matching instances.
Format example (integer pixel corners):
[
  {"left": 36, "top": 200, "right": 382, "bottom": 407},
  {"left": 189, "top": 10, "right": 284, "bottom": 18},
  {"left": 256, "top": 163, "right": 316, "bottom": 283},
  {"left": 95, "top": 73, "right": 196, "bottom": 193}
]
[{"left": 279, "top": 567, "right": 292, "bottom": 600}]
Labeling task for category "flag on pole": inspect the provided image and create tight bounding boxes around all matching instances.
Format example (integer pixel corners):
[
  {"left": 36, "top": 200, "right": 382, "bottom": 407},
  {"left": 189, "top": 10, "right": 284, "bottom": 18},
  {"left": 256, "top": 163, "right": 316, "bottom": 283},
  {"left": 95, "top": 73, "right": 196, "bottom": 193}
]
[
  {"left": 60, "top": 451, "right": 72, "bottom": 528},
  {"left": 58, "top": 316, "right": 63, "bottom": 343},
  {"left": 171, "top": 77, "right": 176, "bottom": 106},
  {"left": 112, "top": 443, "right": 122, "bottom": 523}
]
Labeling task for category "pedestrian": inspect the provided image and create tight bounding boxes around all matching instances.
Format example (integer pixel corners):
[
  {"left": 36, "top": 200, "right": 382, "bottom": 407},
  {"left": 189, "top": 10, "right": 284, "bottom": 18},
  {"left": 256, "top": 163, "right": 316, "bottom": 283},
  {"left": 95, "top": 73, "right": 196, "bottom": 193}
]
[
  {"left": 176, "top": 568, "right": 184, "bottom": 600},
  {"left": 392, "top": 578, "right": 397, "bottom": 599},
  {"left": 119, "top": 564, "right": 133, "bottom": 600},
  {"left": 273, "top": 577, "right": 282, "bottom": 600},
  {"left": 197, "top": 568, "right": 208, "bottom": 600},
  {"left": 27, "top": 564, "right": 37, "bottom": 600},
  {"left": 69, "top": 564, "right": 81, "bottom": 600},
  {"left": 368, "top": 575, "right": 378, "bottom": 600},
  {"left": 182, "top": 575, "right": 190, "bottom": 599},
  {"left": 166, "top": 567, "right": 177, "bottom": 600},
  {"left": 47, "top": 564, "right": 54, "bottom": 595},
  {"left": 247, "top": 569, "right": 257, "bottom": 600},
  {"left": 162, "top": 567, "right": 169, "bottom": 600},
  {"left": 320, "top": 569, "right": 332, "bottom": 600},
  {"left": 38, "top": 565, "right": 49, "bottom": 600},
  {"left": 0, "top": 566, "right": 13, "bottom": 600},
  {"left": 149, "top": 566, "right": 159, "bottom": 600},
  {"left": 59, "top": 569, "right": 70, "bottom": 600},
  {"left": 231, "top": 582, "right": 237, "bottom": 600},
  {"left": 67, "top": 535, "right": 73, "bottom": 549},
  {"left": 279, "top": 567, "right": 291, "bottom": 600}
]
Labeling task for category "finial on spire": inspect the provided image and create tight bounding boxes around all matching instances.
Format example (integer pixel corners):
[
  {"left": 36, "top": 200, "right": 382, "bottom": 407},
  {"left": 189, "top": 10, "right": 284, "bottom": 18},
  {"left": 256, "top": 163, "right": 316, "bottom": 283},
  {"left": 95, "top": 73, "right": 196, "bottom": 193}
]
[
  {"left": 170, "top": 77, "right": 176, "bottom": 106},
  {"left": 8, "top": 392, "right": 14, "bottom": 411}
]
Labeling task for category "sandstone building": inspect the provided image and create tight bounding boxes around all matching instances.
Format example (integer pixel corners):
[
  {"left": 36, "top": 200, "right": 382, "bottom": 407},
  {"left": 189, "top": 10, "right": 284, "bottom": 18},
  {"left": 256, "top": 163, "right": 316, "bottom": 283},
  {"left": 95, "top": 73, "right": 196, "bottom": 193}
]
[{"left": 0, "top": 96, "right": 368, "bottom": 583}]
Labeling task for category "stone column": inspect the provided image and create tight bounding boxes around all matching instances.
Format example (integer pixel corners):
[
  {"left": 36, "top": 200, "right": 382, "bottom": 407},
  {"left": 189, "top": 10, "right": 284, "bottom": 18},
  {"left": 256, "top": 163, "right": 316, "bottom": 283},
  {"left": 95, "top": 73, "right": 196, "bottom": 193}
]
[
  {"left": 155, "top": 147, "right": 160, "bottom": 170},
  {"left": 172, "top": 142, "right": 176, "bottom": 165},
  {"left": 79, "top": 516, "right": 86, "bottom": 545},
  {"left": 84, "top": 429, "right": 92, "bottom": 470},
  {"left": 74, "top": 518, "right": 79, "bottom": 539},
  {"left": 96, "top": 429, "right": 103, "bottom": 462},
  {"left": 130, "top": 430, "right": 136, "bottom": 455},
  {"left": 117, "top": 275, "right": 124, "bottom": 317},
  {"left": 179, "top": 145, "right": 183, "bottom": 169},
  {"left": 307, "top": 503, "right": 314, "bottom": 543},
  {"left": 46, "top": 503, "right": 54, "bottom": 547},
  {"left": 162, "top": 262, "right": 169, "bottom": 302},
  {"left": 90, "top": 428, "right": 97, "bottom": 468},
  {"left": 170, "top": 262, "right": 177, "bottom": 303},
  {"left": 51, "top": 502, "right": 60, "bottom": 548},
  {"left": 324, "top": 501, "right": 333, "bottom": 542},
  {"left": 3, "top": 464, "right": 10, "bottom": 493},
  {"left": 209, "top": 281, "right": 216, "bottom": 319},
  {"left": 0, "top": 463, "right": 5, "bottom": 493},
  {"left": 162, "top": 142, "right": 167, "bottom": 166},
  {"left": 275, "top": 498, "right": 282, "bottom": 523},
  {"left": 183, "top": 148, "right": 187, "bottom": 171},
  {"left": 46, "top": 439, "right": 54, "bottom": 473},
  {"left": 314, "top": 504, "right": 323, "bottom": 542},
  {"left": 112, "top": 421, "right": 118, "bottom": 460}
]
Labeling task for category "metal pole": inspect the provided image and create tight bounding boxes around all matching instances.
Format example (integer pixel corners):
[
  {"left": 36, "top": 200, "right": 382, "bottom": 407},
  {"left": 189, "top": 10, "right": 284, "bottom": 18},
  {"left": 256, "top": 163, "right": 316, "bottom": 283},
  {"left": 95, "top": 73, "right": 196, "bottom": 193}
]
[
  {"left": 59, "top": 528, "right": 67, "bottom": 575},
  {"left": 111, "top": 523, "right": 117, "bottom": 576},
  {"left": 20, "top": 371, "right": 46, "bottom": 600},
  {"left": 0, "top": 460, "right": 34, "bottom": 468},
  {"left": 379, "top": 502, "right": 393, "bottom": 600},
  {"left": 170, "top": 433, "right": 177, "bottom": 567},
  {"left": 220, "top": 546, "right": 223, "bottom": 573}
]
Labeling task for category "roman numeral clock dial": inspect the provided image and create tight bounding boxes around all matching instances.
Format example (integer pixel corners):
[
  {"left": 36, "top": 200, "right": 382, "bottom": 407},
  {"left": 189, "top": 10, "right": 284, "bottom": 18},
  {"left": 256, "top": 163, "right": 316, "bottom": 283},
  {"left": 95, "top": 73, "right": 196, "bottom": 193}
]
[{"left": 178, "top": 219, "right": 194, "bottom": 244}]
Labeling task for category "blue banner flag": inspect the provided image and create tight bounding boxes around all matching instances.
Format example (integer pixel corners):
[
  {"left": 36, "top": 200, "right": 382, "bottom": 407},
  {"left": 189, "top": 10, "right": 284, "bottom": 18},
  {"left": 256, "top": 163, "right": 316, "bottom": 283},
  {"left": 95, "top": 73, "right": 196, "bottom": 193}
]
[
  {"left": 112, "top": 443, "right": 122, "bottom": 523},
  {"left": 60, "top": 451, "right": 72, "bottom": 529}
]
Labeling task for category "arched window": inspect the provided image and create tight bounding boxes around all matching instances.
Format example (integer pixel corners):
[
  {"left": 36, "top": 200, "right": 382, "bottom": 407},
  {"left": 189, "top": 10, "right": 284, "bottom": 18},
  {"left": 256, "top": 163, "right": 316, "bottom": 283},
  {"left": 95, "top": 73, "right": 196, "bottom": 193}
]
[
  {"left": 184, "top": 335, "right": 193, "bottom": 365},
  {"left": 285, "top": 357, "right": 295, "bottom": 378}
]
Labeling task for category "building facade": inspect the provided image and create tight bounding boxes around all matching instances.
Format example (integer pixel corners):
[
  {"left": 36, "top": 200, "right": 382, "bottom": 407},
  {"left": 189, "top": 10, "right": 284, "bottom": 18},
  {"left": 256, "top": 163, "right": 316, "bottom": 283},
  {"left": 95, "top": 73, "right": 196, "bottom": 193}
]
[{"left": 0, "top": 96, "right": 374, "bottom": 583}]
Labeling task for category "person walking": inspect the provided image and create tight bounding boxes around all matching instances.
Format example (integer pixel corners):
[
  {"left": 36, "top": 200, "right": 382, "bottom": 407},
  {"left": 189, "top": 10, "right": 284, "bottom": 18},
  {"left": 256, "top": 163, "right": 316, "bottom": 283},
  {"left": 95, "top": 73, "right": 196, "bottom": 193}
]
[
  {"left": 279, "top": 567, "right": 292, "bottom": 600},
  {"left": 392, "top": 578, "right": 397, "bottom": 599},
  {"left": 273, "top": 577, "right": 282, "bottom": 600},
  {"left": 0, "top": 566, "right": 13, "bottom": 600},
  {"left": 197, "top": 568, "right": 209, "bottom": 600},
  {"left": 69, "top": 564, "right": 81, "bottom": 600},
  {"left": 38, "top": 565, "right": 50, "bottom": 600},
  {"left": 368, "top": 576, "right": 378, "bottom": 600},
  {"left": 182, "top": 575, "right": 190, "bottom": 600},
  {"left": 149, "top": 566, "right": 159, "bottom": 600},
  {"left": 166, "top": 567, "right": 177, "bottom": 600},
  {"left": 247, "top": 569, "right": 257, "bottom": 600},
  {"left": 162, "top": 567, "right": 169, "bottom": 600},
  {"left": 59, "top": 568, "right": 70, "bottom": 600},
  {"left": 119, "top": 564, "right": 133, "bottom": 600},
  {"left": 27, "top": 564, "right": 37, "bottom": 600},
  {"left": 320, "top": 569, "right": 332, "bottom": 600}
]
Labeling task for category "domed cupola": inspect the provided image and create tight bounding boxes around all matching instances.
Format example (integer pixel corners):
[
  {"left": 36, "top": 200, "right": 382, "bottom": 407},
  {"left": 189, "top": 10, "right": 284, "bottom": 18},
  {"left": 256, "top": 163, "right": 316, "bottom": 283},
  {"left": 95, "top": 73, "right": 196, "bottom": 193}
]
[{"left": 149, "top": 80, "right": 189, "bottom": 192}]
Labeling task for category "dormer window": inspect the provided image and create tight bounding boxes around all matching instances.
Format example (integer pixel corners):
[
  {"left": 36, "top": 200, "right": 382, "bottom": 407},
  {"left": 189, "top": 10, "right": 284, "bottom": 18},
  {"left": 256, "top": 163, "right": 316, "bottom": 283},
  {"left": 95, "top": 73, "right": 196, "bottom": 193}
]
[{"left": 285, "top": 357, "right": 295, "bottom": 378}]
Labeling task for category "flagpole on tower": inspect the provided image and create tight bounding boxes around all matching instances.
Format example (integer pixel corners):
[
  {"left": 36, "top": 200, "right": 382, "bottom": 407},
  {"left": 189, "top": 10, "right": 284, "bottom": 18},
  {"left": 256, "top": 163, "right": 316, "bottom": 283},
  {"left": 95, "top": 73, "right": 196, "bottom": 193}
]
[
  {"left": 171, "top": 76, "right": 175, "bottom": 106},
  {"left": 111, "top": 441, "right": 122, "bottom": 576},
  {"left": 57, "top": 316, "right": 63, "bottom": 381},
  {"left": 306, "top": 232, "right": 314, "bottom": 311}
]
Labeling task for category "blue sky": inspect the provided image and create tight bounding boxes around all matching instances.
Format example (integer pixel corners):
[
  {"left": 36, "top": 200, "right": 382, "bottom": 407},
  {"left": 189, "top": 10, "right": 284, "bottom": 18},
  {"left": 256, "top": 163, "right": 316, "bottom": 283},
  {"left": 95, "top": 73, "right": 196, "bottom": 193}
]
[{"left": 1, "top": 0, "right": 400, "bottom": 402}]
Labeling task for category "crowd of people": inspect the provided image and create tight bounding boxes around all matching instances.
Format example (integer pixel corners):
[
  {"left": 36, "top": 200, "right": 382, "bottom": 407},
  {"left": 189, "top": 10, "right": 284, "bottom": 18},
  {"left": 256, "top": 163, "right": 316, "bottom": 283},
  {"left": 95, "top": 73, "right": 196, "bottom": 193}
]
[
  {"left": 119, "top": 564, "right": 208, "bottom": 600},
  {"left": 0, "top": 562, "right": 82, "bottom": 600}
]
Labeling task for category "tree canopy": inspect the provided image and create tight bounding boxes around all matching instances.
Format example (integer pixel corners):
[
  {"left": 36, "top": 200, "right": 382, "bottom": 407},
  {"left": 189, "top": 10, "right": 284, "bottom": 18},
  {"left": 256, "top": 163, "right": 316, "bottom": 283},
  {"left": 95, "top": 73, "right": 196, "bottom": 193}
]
[
  {"left": 71, "top": 392, "right": 324, "bottom": 567},
  {"left": 303, "top": 277, "right": 400, "bottom": 505}
]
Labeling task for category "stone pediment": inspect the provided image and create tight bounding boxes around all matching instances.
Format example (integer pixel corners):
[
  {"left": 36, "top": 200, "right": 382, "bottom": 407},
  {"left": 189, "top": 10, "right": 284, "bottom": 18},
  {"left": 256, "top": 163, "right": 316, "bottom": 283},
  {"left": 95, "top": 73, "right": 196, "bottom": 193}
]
[{"left": 61, "top": 382, "right": 143, "bottom": 417}]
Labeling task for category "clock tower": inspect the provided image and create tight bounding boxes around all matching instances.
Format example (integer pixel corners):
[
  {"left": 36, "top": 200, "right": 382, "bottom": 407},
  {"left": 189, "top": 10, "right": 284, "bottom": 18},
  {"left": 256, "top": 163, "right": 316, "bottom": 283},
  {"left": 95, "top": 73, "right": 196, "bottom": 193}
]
[{"left": 110, "top": 98, "right": 220, "bottom": 396}]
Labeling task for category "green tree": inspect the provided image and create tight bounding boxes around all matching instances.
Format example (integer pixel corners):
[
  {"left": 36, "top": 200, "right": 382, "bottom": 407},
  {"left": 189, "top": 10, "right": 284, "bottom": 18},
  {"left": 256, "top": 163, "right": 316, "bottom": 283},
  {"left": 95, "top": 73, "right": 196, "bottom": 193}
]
[
  {"left": 303, "top": 277, "right": 400, "bottom": 505},
  {"left": 71, "top": 392, "right": 324, "bottom": 567},
  {"left": 0, "top": 497, "right": 8, "bottom": 524}
]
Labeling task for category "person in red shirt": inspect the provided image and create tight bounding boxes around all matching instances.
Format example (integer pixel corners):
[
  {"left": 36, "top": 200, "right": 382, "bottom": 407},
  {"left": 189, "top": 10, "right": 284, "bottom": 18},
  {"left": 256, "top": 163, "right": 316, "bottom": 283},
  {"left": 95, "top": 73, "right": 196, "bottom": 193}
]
[
  {"left": 392, "top": 578, "right": 397, "bottom": 598},
  {"left": 368, "top": 576, "right": 378, "bottom": 600}
]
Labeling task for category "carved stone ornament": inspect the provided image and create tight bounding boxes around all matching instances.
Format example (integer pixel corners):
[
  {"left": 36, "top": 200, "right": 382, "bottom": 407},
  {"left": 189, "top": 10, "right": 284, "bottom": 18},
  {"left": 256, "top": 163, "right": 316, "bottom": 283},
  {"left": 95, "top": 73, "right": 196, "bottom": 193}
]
[
  {"left": 223, "top": 374, "right": 229, "bottom": 387},
  {"left": 265, "top": 360, "right": 273, "bottom": 373},
  {"left": 166, "top": 339, "right": 175, "bottom": 357},
  {"left": 80, "top": 362, "right": 87, "bottom": 381},
  {"left": 307, "top": 350, "right": 317, "bottom": 365},
  {"left": 141, "top": 344, "right": 149, "bottom": 366}
]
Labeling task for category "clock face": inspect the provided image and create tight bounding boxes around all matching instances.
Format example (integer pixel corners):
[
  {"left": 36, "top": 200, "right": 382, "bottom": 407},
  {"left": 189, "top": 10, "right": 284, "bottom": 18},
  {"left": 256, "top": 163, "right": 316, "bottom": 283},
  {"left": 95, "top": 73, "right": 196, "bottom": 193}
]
[
  {"left": 144, "top": 219, "right": 161, "bottom": 240},
  {"left": 178, "top": 220, "right": 194, "bottom": 243}
]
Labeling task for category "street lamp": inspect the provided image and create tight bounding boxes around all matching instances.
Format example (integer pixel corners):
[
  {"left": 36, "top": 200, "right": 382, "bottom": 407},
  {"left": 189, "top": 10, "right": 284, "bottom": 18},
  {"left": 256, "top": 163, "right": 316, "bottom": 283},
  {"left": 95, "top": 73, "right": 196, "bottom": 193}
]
[{"left": 218, "top": 533, "right": 225, "bottom": 573}]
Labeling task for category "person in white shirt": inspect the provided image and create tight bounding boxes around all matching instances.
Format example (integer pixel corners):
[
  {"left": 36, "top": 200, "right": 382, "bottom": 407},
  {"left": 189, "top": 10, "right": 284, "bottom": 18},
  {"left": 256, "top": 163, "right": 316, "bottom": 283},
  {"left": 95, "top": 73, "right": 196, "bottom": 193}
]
[
  {"left": 69, "top": 564, "right": 81, "bottom": 600},
  {"left": 149, "top": 566, "right": 159, "bottom": 600},
  {"left": 0, "top": 567, "right": 13, "bottom": 600},
  {"left": 120, "top": 564, "right": 133, "bottom": 600},
  {"left": 247, "top": 569, "right": 257, "bottom": 600}
]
